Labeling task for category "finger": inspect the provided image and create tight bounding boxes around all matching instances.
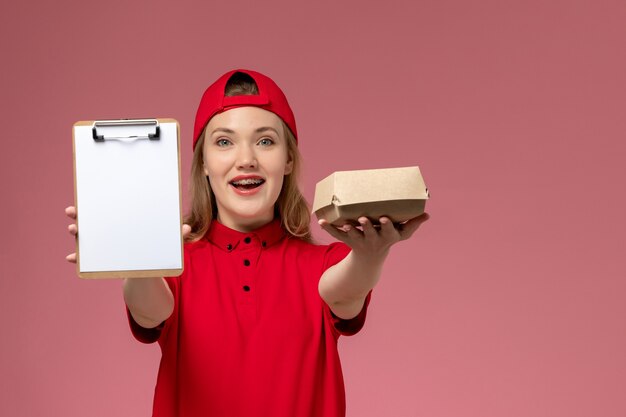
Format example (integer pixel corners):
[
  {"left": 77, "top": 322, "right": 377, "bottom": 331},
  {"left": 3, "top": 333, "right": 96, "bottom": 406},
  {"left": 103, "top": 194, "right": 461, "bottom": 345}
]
[
  {"left": 66, "top": 253, "right": 77, "bottom": 263},
  {"left": 182, "top": 224, "right": 192, "bottom": 239},
  {"left": 379, "top": 217, "right": 398, "bottom": 240},
  {"left": 358, "top": 217, "right": 377, "bottom": 239},
  {"left": 68, "top": 224, "right": 78, "bottom": 236},
  {"left": 337, "top": 223, "right": 352, "bottom": 233},
  {"left": 399, "top": 212, "right": 430, "bottom": 240},
  {"left": 318, "top": 219, "right": 349, "bottom": 242},
  {"left": 65, "top": 206, "right": 77, "bottom": 219},
  {"left": 344, "top": 223, "right": 364, "bottom": 240}
]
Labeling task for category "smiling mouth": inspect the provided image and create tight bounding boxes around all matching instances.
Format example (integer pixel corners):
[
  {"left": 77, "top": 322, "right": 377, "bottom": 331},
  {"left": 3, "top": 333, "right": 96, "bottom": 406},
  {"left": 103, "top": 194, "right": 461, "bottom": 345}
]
[{"left": 230, "top": 178, "right": 266, "bottom": 191}]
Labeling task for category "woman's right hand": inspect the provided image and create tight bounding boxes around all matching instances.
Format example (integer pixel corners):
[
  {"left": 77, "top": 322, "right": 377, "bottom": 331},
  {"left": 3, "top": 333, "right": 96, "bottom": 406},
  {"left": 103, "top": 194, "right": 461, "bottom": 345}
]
[
  {"left": 64, "top": 206, "right": 192, "bottom": 264},
  {"left": 65, "top": 206, "right": 78, "bottom": 263}
]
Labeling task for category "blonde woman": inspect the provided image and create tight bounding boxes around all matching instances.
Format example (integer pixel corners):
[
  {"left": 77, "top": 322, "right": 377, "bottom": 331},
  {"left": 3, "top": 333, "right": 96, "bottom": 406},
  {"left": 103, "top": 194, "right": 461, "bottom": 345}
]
[{"left": 65, "top": 69, "right": 429, "bottom": 417}]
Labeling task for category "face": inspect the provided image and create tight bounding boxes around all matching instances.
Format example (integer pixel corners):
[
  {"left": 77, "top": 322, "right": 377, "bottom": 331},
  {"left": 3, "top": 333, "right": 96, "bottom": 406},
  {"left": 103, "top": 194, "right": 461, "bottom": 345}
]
[{"left": 202, "top": 106, "right": 293, "bottom": 232}]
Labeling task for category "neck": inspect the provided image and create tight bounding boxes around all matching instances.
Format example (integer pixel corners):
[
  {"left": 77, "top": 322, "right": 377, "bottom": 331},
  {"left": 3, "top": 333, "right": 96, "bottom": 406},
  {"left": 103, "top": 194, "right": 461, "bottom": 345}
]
[{"left": 216, "top": 213, "right": 276, "bottom": 233}]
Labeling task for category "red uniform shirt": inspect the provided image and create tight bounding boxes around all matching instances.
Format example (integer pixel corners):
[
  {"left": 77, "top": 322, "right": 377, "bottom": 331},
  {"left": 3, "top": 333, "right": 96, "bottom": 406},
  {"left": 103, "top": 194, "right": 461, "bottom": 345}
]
[{"left": 127, "top": 219, "right": 372, "bottom": 417}]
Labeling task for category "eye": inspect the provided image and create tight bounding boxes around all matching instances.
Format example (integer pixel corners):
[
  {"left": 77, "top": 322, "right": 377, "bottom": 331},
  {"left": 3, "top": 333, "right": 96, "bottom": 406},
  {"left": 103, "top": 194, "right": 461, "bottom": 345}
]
[
  {"left": 258, "top": 137, "right": 274, "bottom": 146},
  {"left": 216, "top": 138, "right": 232, "bottom": 147}
]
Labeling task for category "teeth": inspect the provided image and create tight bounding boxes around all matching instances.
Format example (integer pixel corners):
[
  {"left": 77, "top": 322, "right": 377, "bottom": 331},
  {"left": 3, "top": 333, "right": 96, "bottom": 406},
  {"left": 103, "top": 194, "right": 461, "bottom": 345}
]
[{"left": 231, "top": 178, "right": 264, "bottom": 185}]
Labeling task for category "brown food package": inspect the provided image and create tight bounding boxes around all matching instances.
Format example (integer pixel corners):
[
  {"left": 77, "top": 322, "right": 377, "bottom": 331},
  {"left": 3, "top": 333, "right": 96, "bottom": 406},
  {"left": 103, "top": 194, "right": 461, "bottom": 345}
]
[{"left": 312, "top": 166, "right": 430, "bottom": 226}]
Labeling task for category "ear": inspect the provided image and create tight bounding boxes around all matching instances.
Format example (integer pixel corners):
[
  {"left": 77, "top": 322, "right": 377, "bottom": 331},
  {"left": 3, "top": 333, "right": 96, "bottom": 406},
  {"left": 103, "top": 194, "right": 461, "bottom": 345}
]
[
  {"left": 203, "top": 162, "right": 209, "bottom": 177},
  {"left": 284, "top": 152, "right": 294, "bottom": 176}
]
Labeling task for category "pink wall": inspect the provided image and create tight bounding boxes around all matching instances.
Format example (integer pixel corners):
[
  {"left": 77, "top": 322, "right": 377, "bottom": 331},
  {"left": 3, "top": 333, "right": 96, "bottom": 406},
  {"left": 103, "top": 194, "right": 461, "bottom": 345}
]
[{"left": 1, "top": 1, "right": 625, "bottom": 416}]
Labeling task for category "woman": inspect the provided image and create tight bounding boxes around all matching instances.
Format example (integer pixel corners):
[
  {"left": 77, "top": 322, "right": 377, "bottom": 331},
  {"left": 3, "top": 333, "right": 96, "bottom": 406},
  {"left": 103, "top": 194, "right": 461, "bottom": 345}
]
[{"left": 66, "top": 69, "right": 429, "bottom": 417}]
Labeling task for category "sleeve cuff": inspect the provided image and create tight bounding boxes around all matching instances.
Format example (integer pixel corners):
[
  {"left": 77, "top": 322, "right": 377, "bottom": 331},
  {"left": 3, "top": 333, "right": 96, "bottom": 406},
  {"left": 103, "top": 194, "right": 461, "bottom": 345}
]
[
  {"left": 326, "top": 290, "right": 372, "bottom": 337},
  {"left": 126, "top": 307, "right": 165, "bottom": 344}
]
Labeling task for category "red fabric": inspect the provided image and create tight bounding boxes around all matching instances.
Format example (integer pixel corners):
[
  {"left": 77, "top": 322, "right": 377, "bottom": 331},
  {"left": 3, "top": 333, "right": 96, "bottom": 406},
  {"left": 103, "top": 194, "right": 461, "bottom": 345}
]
[
  {"left": 193, "top": 69, "right": 298, "bottom": 150},
  {"left": 126, "top": 219, "right": 371, "bottom": 417}
]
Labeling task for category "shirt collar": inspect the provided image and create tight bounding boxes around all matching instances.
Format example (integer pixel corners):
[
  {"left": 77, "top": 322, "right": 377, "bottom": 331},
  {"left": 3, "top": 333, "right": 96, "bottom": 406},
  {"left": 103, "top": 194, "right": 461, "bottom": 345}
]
[{"left": 206, "top": 218, "right": 286, "bottom": 252}]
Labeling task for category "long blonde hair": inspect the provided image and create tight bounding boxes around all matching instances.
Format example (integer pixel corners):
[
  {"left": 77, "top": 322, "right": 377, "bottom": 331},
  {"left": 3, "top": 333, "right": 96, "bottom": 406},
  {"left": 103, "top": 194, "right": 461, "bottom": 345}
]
[{"left": 184, "top": 74, "right": 312, "bottom": 243}]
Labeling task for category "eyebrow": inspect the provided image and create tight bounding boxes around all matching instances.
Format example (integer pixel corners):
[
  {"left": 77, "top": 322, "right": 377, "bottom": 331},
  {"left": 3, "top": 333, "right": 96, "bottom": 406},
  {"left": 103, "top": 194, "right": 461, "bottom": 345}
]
[{"left": 210, "top": 126, "right": 280, "bottom": 136}]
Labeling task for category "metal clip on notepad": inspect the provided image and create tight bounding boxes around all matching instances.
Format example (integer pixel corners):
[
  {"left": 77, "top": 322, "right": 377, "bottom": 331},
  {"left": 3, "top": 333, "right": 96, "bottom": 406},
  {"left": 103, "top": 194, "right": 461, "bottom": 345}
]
[{"left": 92, "top": 119, "right": 160, "bottom": 142}]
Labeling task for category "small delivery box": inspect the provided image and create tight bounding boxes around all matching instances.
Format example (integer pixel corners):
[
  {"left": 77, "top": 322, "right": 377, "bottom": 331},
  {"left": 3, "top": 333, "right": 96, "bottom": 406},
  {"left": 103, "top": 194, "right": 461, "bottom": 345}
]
[{"left": 312, "top": 166, "right": 430, "bottom": 226}]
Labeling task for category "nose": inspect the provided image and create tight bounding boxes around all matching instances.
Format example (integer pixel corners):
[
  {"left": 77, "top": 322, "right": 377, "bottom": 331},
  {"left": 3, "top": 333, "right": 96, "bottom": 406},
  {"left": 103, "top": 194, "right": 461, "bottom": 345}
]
[{"left": 236, "top": 144, "right": 257, "bottom": 169}]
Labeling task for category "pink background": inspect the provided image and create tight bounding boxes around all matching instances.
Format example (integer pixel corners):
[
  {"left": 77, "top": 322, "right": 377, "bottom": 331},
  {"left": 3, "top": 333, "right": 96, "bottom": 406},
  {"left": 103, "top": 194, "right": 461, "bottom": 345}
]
[{"left": 1, "top": 1, "right": 625, "bottom": 416}]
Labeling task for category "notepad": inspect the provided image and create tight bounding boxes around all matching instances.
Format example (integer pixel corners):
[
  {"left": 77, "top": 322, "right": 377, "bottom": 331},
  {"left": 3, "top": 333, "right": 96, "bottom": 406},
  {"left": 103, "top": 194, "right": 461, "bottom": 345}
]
[{"left": 72, "top": 119, "right": 183, "bottom": 279}]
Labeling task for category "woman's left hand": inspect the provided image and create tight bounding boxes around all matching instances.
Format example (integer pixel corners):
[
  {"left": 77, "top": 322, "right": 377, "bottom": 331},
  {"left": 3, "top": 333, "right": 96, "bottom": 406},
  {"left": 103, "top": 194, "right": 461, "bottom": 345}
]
[{"left": 318, "top": 212, "right": 430, "bottom": 258}]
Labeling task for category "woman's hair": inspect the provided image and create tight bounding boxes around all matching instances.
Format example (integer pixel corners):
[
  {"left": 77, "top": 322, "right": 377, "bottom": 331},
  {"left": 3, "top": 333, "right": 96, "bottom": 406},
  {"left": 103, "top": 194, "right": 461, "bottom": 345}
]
[{"left": 184, "top": 73, "right": 312, "bottom": 243}]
